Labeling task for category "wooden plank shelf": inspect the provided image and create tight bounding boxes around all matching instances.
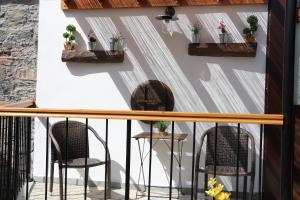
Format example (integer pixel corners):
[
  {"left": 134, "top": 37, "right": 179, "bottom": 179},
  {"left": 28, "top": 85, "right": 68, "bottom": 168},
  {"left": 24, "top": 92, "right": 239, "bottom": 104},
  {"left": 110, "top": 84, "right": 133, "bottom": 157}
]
[
  {"left": 61, "top": 0, "right": 268, "bottom": 10},
  {"left": 61, "top": 50, "right": 124, "bottom": 63},
  {"left": 188, "top": 43, "right": 257, "bottom": 57}
]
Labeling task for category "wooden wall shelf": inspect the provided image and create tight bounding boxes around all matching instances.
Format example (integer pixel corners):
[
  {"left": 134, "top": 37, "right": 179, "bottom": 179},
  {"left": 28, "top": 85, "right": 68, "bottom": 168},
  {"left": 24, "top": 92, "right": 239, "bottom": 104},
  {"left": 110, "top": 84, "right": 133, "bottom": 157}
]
[
  {"left": 188, "top": 43, "right": 257, "bottom": 57},
  {"left": 61, "top": 0, "right": 268, "bottom": 10},
  {"left": 61, "top": 50, "right": 124, "bottom": 63}
]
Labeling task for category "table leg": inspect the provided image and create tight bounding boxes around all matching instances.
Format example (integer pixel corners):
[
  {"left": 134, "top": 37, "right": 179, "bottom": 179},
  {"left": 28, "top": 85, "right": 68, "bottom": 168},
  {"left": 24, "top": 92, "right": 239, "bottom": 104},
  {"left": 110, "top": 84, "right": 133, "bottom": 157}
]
[{"left": 136, "top": 139, "right": 146, "bottom": 196}]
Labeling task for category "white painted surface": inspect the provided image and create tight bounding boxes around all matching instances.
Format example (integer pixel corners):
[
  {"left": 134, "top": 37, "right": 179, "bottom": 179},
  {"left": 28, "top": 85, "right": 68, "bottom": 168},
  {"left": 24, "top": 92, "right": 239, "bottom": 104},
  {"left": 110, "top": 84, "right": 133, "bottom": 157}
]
[{"left": 35, "top": 0, "right": 268, "bottom": 192}]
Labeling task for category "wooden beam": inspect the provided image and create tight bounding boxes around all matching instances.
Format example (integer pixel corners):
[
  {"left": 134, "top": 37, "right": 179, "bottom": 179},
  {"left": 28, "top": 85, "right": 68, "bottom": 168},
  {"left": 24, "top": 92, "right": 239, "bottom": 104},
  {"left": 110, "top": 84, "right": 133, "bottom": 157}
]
[{"left": 61, "top": 0, "right": 268, "bottom": 10}]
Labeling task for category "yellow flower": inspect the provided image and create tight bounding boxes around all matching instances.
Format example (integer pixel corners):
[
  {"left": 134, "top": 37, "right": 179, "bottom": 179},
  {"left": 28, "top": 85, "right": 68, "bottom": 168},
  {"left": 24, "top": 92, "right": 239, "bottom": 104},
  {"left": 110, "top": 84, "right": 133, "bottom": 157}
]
[
  {"left": 215, "top": 191, "right": 231, "bottom": 200},
  {"left": 208, "top": 178, "right": 217, "bottom": 188},
  {"left": 205, "top": 184, "right": 224, "bottom": 197}
]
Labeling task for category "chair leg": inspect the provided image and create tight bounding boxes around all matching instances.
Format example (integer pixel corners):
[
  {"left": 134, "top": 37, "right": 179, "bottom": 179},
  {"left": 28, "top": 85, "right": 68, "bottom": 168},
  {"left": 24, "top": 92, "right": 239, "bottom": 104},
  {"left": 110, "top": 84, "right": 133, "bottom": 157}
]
[
  {"left": 193, "top": 172, "right": 199, "bottom": 200},
  {"left": 204, "top": 173, "right": 208, "bottom": 191},
  {"left": 106, "top": 161, "right": 112, "bottom": 199},
  {"left": 50, "top": 162, "right": 54, "bottom": 193},
  {"left": 249, "top": 175, "right": 254, "bottom": 200},
  {"left": 84, "top": 168, "right": 89, "bottom": 188},
  {"left": 243, "top": 176, "right": 247, "bottom": 200},
  {"left": 59, "top": 167, "right": 64, "bottom": 200}
]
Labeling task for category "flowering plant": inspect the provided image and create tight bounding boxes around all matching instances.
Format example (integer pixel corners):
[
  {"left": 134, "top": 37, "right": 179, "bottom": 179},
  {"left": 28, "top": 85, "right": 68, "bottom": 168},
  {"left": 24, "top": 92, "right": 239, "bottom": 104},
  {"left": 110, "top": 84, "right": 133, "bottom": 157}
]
[
  {"left": 190, "top": 23, "right": 201, "bottom": 34},
  {"left": 88, "top": 30, "right": 97, "bottom": 43},
  {"left": 206, "top": 178, "right": 231, "bottom": 200},
  {"left": 218, "top": 21, "right": 227, "bottom": 34}
]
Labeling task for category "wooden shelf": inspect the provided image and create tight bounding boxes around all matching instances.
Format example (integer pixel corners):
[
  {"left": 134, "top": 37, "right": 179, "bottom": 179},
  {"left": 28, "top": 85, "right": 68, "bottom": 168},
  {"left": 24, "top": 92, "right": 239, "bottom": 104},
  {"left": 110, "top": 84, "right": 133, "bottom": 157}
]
[
  {"left": 188, "top": 43, "right": 257, "bottom": 57},
  {"left": 61, "top": 0, "right": 268, "bottom": 10},
  {"left": 61, "top": 50, "right": 124, "bottom": 63}
]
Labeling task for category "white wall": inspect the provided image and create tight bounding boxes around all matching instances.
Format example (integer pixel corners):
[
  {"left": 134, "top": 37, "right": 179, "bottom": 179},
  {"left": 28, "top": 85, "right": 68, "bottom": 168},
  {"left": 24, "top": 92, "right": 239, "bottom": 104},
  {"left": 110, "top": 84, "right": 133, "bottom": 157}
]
[{"left": 35, "top": 0, "right": 268, "bottom": 192}]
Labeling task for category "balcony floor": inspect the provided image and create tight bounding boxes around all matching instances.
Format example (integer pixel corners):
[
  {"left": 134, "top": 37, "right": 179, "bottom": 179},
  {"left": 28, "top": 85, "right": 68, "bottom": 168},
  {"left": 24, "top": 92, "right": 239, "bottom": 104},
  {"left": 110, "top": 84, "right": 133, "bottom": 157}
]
[{"left": 28, "top": 182, "right": 198, "bottom": 200}]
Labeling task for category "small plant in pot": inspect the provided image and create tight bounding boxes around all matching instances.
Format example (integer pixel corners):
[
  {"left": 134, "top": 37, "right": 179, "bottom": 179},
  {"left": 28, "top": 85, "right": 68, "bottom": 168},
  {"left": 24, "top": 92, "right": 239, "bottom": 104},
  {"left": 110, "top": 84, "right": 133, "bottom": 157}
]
[
  {"left": 243, "top": 15, "right": 258, "bottom": 43},
  {"left": 63, "top": 24, "right": 77, "bottom": 50},
  {"left": 110, "top": 34, "right": 122, "bottom": 52},
  {"left": 218, "top": 21, "right": 228, "bottom": 43},
  {"left": 88, "top": 30, "right": 97, "bottom": 51},
  {"left": 154, "top": 121, "right": 168, "bottom": 136},
  {"left": 190, "top": 23, "right": 201, "bottom": 43}
]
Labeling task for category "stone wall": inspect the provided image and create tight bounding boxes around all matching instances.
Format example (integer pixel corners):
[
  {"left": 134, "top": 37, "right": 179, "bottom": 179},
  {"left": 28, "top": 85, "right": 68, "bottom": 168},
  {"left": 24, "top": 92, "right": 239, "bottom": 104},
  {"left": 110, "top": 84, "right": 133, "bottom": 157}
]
[{"left": 0, "top": 0, "right": 39, "bottom": 102}]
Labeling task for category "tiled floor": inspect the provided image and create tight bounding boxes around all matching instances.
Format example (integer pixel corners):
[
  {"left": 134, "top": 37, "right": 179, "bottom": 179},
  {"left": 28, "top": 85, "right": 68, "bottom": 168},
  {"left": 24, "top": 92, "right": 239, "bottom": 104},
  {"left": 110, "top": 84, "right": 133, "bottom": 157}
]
[{"left": 27, "top": 182, "right": 202, "bottom": 200}]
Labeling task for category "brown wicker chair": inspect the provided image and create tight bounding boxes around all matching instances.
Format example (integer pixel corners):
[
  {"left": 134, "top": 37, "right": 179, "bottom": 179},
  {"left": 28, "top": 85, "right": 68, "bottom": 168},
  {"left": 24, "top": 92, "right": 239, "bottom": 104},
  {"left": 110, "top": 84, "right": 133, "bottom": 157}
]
[
  {"left": 193, "top": 126, "right": 256, "bottom": 200},
  {"left": 48, "top": 121, "right": 111, "bottom": 200}
]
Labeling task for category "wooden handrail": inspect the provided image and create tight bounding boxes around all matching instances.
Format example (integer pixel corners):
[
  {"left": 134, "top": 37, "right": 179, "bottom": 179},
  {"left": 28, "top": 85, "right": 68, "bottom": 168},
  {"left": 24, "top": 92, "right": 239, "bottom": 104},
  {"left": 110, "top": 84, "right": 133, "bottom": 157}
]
[
  {"left": 0, "top": 99, "right": 35, "bottom": 108},
  {"left": 0, "top": 107, "right": 284, "bottom": 125}
]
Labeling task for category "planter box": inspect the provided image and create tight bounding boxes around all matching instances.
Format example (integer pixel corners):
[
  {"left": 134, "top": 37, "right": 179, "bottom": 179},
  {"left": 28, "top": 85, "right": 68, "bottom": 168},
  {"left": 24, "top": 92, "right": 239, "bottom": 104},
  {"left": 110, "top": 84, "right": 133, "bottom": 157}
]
[
  {"left": 188, "top": 43, "right": 257, "bottom": 57},
  {"left": 61, "top": 50, "right": 124, "bottom": 63}
]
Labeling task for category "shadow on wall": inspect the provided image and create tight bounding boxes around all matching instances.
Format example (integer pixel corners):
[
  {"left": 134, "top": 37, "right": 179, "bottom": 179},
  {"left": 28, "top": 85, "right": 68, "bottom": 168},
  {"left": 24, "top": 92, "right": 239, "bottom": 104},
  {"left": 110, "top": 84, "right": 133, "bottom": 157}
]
[{"left": 60, "top": 5, "right": 267, "bottom": 191}]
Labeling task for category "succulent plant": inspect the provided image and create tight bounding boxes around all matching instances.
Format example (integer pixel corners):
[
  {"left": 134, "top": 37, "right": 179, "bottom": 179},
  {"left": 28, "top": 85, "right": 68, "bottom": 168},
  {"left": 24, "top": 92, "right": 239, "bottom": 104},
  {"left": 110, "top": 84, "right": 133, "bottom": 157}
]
[
  {"left": 243, "top": 15, "right": 259, "bottom": 41},
  {"left": 154, "top": 121, "right": 168, "bottom": 132},
  {"left": 63, "top": 24, "right": 76, "bottom": 44},
  {"left": 190, "top": 23, "right": 201, "bottom": 34}
]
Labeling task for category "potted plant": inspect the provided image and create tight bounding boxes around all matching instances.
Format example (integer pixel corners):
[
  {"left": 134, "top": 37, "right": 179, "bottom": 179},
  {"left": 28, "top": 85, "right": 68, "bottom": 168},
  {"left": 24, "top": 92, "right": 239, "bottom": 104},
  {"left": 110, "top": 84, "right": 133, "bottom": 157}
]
[
  {"left": 88, "top": 30, "right": 97, "bottom": 51},
  {"left": 110, "top": 34, "right": 122, "bottom": 52},
  {"left": 63, "top": 24, "right": 76, "bottom": 50},
  {"left": 206, "top": 178, "right": 231, "bottom": 200},
  {"left": 154, "top": 121, "right": 168, "bottom": 135},
  {"left": 243, "top": 15, "right": 258, "bottom": 43},
  {"left": 190, "top": 23, "right": 201, "bottom": 43},
  {"left": 218, "top": 21, "right": 228, "bottom": 43}
]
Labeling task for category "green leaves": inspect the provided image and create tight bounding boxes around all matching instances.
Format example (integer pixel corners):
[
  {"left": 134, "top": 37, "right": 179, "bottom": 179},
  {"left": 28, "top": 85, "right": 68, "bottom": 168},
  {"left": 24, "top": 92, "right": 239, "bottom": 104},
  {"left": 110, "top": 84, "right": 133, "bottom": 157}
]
[
  {"left": 63, "top": 24, "right": 76, "bottom": 43},
  {"left": 243, "top": 15, "right": 258, "bottom": 39},
  {"left": 66, "top": 24, "right": 76, "bottom": 33}
]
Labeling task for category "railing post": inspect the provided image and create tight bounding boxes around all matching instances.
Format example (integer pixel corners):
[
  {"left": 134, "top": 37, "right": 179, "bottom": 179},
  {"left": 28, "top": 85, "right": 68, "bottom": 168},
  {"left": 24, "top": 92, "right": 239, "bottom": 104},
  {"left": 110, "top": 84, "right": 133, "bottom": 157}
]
[
  {"left": 148, "top": 121, "right": 153, "bottom": 199},
  {"left": 169, "top": 121, "right": 175, "bottom": 200},
  {"left": 26, "top": 117, "right": 32, "bottom": 200},
  {"left": 125, "top": 120, "right": 132, "bottom": 199}
]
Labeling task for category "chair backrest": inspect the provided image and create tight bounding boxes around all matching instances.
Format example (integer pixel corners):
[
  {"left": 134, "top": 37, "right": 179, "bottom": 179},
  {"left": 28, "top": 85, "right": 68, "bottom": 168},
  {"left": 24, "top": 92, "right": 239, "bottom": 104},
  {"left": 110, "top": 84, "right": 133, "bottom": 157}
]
[
  {"left": 204, "top": 126, "right": 254, "bottom": 170},
  {"left": 50, "top": 121, "right": 89, "bottom": 162}
]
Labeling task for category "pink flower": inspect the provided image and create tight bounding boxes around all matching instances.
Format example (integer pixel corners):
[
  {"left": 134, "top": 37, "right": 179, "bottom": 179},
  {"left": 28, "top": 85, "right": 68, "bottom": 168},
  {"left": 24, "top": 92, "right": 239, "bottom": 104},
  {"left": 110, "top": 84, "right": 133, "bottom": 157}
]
[
  {"left": 218, "top": 22, "right": 225, "bottom": 29},
  {"left": 218, "top": 21, "right": 226, "bottom": 33}
]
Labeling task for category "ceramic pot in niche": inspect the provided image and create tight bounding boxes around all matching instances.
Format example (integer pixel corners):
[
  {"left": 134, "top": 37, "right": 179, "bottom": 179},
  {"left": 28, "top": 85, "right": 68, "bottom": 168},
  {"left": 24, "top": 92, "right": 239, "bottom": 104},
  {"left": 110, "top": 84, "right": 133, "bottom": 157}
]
[
  {"left": 88, "top": 42, "right": 96, "bottom": 51},
  {"left": 219, "top": 33, "right": 229, "bottom": 43},
  {"left": 191, "top": 33, "right": 200, "bottom": 43},
  {"left": 110, "top": 42, "right": 118, "bottom": 51}
]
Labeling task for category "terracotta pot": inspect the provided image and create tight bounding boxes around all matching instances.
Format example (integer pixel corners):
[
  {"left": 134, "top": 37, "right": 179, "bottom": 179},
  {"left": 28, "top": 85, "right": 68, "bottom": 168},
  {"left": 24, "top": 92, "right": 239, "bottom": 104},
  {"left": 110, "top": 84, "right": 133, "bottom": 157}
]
[
  {"left": 64, "top": 43, "right": 75, "bottom": 50},
  {"left": 158, "top": 129, "right": 168, "bottom": 136},
  {"left": 244, "top": 36, "right": 255, "bottom": 43}
]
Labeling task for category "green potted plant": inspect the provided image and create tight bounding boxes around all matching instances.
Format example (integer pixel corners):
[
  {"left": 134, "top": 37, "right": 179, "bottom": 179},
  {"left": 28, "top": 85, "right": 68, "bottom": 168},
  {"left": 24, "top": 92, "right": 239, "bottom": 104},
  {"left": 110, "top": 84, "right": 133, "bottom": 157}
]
[
  {"left": 110, "top": 34, "right": 123, "bottom": 52},
  {"left": 63, "top": 24, "right": 77, "bottom": 50},
  {"left": 154, "top": 121, "right": 168, "bottom": 135},
  {"left": 190, "top": 23, "right": 201, "bottom": 43},
  {"left": 88, "top": 30, "right": 97, "bottom": 51},
  {"left": 218, "top": 21, "right": 229, "bottom": 43},
  {"left": 243, "top": 15, "right": 258, "bottom": 43}
]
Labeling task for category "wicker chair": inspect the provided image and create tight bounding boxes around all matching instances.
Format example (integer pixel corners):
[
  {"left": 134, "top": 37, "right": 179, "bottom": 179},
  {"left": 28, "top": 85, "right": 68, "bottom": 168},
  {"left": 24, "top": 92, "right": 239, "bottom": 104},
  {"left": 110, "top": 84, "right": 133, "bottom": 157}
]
[
  {"left": 48, "top": 121, "right": 111, "bottom": 200},
  {"left": 193, "top": 126, "right": 256, "bottom": 200}
]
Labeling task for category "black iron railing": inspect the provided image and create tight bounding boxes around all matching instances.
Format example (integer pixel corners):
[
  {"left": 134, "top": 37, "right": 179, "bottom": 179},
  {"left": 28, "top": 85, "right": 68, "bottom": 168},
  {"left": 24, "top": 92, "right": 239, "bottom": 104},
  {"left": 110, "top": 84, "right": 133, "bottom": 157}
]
[
  {"left": 0, "top": 116, "right": 32, "bottom": 200},
  {"left": 0, "top": 107, "right": 283, "bottom": 200}
]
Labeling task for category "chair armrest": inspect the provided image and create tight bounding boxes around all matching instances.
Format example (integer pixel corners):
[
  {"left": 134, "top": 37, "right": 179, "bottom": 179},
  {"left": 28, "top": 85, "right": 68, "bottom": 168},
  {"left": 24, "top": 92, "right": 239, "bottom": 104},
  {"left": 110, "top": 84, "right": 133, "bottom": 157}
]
[
  {"left": 48, "top": 128, "right": 63, "bottom": 165},
  {"left": 88, "top": 126, "right": 111, "bottom": 162}
]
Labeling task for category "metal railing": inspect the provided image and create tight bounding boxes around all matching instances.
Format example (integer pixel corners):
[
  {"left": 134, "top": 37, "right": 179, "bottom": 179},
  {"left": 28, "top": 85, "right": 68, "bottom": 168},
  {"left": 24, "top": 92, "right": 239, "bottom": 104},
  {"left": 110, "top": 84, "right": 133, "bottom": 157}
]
[{"left": 0, "top": 106, "right": 283, "bottom": 200}]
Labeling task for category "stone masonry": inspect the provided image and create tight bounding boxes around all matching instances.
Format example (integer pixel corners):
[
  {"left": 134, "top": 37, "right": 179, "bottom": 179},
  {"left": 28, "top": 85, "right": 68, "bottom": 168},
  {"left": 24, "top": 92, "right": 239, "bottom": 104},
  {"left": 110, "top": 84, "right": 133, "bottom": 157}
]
[{"left": 0, "top": 0, "right": 39, "bottom": 102}]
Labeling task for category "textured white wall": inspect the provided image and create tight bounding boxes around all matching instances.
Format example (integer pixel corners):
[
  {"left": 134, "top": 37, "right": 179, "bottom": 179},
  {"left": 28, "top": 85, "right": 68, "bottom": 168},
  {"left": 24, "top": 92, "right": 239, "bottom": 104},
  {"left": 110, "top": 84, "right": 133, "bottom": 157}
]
[{"left": 35, "top": 0, "right": 268, "bottom": 192}]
